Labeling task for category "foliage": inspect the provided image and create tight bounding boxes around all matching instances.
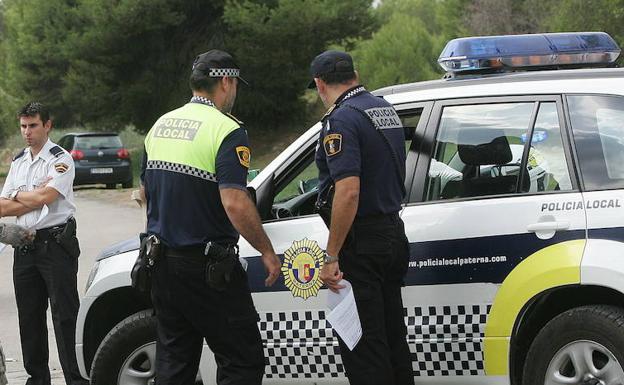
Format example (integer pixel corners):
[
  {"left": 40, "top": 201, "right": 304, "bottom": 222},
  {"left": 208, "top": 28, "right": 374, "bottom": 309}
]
[
  {"left": 63, "top": 0, "right": 227, "bottom": 133},
  {"left": 2, "top": 0, "right": 80, "bottom": 128},
  {"left": 222, "top": 0, "right": 375, "bottom": 126},
  {"left": 352, "top": 0, "right": 468, "bottom": 90},
  {"left": 536, "top": 0, "right": 624, "bottom": 47},
  {"left": 2, "top": 0, "right": 624, "bottom": 145}
]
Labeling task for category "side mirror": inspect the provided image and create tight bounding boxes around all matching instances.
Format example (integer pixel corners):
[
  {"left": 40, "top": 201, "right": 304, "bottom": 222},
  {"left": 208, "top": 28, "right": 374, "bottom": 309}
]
[
  {"left": 254, "top": 173, "right": 275, "bottom": 221},
  {"left": 247, "top": 186, "right": 257, "bottom": 205},
  {"left": 247, "top": 169, "right": 261, "bottom": 181}
]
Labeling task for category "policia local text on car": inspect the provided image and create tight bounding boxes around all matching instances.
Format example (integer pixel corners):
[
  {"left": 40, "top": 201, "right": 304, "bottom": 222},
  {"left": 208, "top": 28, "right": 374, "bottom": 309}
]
[
  {"left": 138, "top": 50, "right": 281, "bottom": 385},
  {"left": 310, "top": 50, "right": 414, "bottom": 385}
]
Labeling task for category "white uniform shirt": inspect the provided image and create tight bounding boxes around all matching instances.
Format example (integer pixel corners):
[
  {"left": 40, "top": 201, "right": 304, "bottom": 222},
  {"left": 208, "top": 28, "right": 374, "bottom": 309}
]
[{"left": 0, "top": 139, "right": 76, "bottom": 229}]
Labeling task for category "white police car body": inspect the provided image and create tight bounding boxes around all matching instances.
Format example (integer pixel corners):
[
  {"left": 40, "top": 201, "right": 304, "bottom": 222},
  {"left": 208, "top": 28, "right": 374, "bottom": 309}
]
[{"left": 77, "top": 32, "right": 624, "bottom": 385}]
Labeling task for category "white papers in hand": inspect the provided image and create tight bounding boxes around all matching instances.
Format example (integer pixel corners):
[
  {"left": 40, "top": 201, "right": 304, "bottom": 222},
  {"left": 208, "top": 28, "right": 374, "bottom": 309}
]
[{"left": 326, "top": 279, "right": 362, "bottom": 351}]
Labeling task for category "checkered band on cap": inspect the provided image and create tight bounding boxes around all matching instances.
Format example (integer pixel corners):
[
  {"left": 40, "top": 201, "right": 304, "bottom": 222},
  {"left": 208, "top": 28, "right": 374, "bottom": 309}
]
[
  {"left": 208, "top": 68, "right": 240, "bottom": 78},
  {"left": 146, "top": 160, "right": 217, "bottom": 183}
]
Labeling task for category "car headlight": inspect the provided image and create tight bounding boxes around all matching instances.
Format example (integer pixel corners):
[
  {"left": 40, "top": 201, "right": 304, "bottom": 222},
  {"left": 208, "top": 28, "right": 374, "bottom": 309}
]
[{"left": 85, "top": 261, "right": 100, "bottom": 292}]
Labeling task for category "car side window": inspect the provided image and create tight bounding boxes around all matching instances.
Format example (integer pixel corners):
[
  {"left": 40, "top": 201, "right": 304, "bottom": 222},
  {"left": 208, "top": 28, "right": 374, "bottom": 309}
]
[
  {"left": 568, "top": 95, "right": 624, "bottom": 190},
  {"left": 270, "top": 156, "right": 319, "bottom": 220},
  {"left": 424, "top": 101, "right": 573, "bottom": 202},
  {"left": 425, "top": 103, "right": 534, "bottom": 200},
  {"left": 521, "top": 102, "right": 572, "bottom": 192}
]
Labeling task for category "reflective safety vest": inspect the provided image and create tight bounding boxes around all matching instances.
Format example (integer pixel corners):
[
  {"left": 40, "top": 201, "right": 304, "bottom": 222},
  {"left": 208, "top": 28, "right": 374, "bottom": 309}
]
[{"left": 145, "top": 103, "right": 240, "bottom": 175}]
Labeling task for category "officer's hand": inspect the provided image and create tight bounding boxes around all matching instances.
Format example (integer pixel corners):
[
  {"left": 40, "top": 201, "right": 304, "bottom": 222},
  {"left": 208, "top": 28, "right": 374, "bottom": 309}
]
[
  {"left": 262, "top": 251, "right": 281, "bottom": 287},
  {"left": 320, "top": 261, "right": 345, "bottom": 293}
]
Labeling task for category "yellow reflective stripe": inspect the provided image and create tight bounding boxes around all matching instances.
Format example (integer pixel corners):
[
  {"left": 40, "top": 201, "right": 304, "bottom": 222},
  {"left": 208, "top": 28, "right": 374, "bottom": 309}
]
[
  {"left": 145, "top": 104, "right": 239, "bottom": 173},
  {"left": 483, "top": 239, "right": 585, "bottom": 375}
]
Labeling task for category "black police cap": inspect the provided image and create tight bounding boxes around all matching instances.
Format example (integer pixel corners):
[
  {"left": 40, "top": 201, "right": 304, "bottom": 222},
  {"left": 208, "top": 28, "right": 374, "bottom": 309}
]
[
  {"left": 191, "top": 49, "right": 249, "bottom": 86},
  {"left": 308, "top": 50, "right": 355, "bottom": 89}
]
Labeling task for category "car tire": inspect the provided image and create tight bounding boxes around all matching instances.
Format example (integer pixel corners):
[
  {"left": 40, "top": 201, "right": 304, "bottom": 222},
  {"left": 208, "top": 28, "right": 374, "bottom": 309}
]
[
  {"left": 122, "top": 179, "right": 133, "bottom": 189},
  {"left": 90, "top": 310, "right": 157, "bottom": 385},
  {"left": 522, "top": 305, "right": 624, "bottom": 385},
  {"left": 105, "top": 183, "right": 116, "bottom": 189}
]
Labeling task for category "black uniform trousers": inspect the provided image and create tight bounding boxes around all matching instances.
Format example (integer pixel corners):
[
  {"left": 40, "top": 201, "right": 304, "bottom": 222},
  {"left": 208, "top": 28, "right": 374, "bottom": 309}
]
[
  {"left": 337, "top": 213, "right": 414, "bottom": 385},
  {"left": 151, "top": 250, "right": 265, "bottom": 385},
  {"left": 13, "top": 229, "right": 86, "bottom": 385}
]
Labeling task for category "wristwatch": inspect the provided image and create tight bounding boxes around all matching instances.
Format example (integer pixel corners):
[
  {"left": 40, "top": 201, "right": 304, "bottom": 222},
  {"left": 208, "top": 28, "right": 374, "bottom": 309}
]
[
  {"left": 9, "top": 190, "right": 19, "bottom": 201},
  {"left": 324, "top": 252, "right": 339, "bottom": 264}
]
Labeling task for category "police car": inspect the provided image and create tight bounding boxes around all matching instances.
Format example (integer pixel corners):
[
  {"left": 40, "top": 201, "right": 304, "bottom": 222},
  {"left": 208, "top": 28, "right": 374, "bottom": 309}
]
[{"left": 77, "top": 32, "right": 624, "bottom": 385}]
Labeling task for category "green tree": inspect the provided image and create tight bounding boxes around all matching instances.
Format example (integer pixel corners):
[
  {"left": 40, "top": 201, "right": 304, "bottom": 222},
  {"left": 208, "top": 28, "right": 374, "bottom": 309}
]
[
  {"left": 353, "top": 0, "right": 468, "bottom": 90},
  {"left": 223, "top": 0, "right": 375, "bottom": 127},
  {"left": 2, "top": 0, "right": 79, "bottom": 128},
  {"left": 536, "top": 0, "right": 624, "bottom": 47},
  {"left": 63, "top": 0, "right": 227, "bottom": 133}
]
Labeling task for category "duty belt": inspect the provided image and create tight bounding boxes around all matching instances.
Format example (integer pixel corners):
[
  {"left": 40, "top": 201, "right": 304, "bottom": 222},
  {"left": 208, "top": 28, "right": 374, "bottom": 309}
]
[{"left": 164, "top": 242, "right": 238, "bottom": 259}]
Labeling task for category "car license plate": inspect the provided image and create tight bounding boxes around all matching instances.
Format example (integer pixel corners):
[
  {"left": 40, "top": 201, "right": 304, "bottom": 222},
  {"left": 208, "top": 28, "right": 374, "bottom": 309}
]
[{"left": 90, "top": 168, "right": 113, "bottom": 174}]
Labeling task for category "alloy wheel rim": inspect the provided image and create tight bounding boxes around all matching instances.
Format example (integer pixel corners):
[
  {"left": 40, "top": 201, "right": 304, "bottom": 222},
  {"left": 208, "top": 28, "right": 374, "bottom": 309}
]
[
  {"left": 545, "top": 340, "right": 624, "bottom": 385},
  {"left": 117, "top": 342, "right": 156, "bottom": 385}
]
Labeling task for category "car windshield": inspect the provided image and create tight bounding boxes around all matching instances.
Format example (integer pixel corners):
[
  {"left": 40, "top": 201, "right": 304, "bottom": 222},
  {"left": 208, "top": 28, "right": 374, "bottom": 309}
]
[{"left": 75, "top": 136, "right": 123, "bottom": 150}]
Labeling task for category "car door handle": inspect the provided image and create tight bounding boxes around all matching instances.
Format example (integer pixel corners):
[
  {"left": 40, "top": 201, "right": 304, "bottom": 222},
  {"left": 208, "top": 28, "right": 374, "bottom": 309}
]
[{"left": 527, "top": 221, "right": 570, "bottom": 232}]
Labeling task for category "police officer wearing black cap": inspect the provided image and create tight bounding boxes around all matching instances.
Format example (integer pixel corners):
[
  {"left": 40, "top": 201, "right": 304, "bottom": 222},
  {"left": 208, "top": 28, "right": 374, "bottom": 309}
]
[
  {"left": 140, "top": 49, "right": 280, "bottom": 385},
  {"left": 310, "top": 50, "right": 414, "bottom": 385}
]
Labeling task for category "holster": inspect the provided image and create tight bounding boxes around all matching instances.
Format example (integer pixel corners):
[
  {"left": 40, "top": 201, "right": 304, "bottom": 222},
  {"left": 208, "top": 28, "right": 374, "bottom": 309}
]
[
  {"left": 315, "top": 185, "right": 334, "bottom": 228},
  {"left": 54, "top": 217, "right": 80, "bottom": 258},
  {"left": 131, "top": 233, "right": 162, "bottom": 293},
  {"left": 205, "top": 242, "right": 239, "bottom": 291}
]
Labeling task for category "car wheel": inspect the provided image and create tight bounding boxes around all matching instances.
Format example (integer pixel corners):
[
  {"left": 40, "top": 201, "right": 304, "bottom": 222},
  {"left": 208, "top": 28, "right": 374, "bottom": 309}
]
[
  {"left": 90, "top": 310, "right": 157, "bottom": 385},
  {"left": 106, "top": 183, "right": 116, "bottom": 189},
  {"left": 522, "top": 305, "right": 624, "bottom": 385},
  {"left": 122, "top": 179, "right": 134, "bottom": 188}
]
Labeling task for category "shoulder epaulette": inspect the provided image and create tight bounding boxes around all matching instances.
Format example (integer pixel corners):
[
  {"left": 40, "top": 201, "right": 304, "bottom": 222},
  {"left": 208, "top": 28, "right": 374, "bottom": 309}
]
[
  {"left": 12, "top": 148, "right": 26, "bottom": 161},
  {"left": 322, "top": 104, "right": 336, "bottom": 121},
  {"left": 50, "top": 145, "right": 64, "bottom": 158},
  {"left": 225, "top": 113, "right": 244, "bottom": 126}
]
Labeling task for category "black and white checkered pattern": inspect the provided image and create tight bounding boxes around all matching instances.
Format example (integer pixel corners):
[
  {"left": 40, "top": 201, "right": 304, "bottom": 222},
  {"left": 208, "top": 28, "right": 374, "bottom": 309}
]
[
  {"left": 146, "top": 160, "right": 217, "bottom": 182},
  {"left": 209, "top": 68, "right": 240, "bottom": 78},
  {"left": 260, "top": 310, "right": 344, "bottom": 379},
  {"left": 189, "top": 96, "right": 215, "bottom": 107},
  {"left": 259, "top": 305, "right": 491, "bottom": 378},
  {"left": 341, "top": 86, "right": 366, "bottom": 102},
  {"left": 407, "top": 305, "right": 490, "bottom": 376}
]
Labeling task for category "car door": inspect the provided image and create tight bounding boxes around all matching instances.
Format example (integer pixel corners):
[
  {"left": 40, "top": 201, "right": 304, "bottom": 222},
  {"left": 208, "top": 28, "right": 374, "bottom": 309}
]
[
  {"left": 565, "top": 94, "right": 624, "bottom": 288},
  {"left": 399, "top": 96, "right": 586, "bottom": 384},
  {"left": 237, "top": 105, "right": 430, "bottom": 384}
]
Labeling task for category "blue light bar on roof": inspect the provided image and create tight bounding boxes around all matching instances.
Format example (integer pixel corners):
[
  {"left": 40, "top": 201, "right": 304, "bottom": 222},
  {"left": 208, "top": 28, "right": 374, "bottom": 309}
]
[{"left": 439, "top": 32, "right": 621, "bottom": 74}]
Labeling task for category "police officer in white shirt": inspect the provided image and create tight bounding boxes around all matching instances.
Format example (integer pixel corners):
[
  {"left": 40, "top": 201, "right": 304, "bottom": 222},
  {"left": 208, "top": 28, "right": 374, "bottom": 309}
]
[{"left": 0, "top": 102, "right": 86, "bottom": 385}]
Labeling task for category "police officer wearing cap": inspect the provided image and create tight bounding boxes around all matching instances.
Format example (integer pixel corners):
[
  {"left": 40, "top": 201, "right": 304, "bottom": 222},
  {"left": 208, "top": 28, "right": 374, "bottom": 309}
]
[
  {"left": 0, "top": 102, "right": 85, "bottom": 385},
  {"left": 140, "top": 49, "right": 281, "bottom": 385},
  {"left": 310, "top": 51, "right": 414, "bottom": 385}
]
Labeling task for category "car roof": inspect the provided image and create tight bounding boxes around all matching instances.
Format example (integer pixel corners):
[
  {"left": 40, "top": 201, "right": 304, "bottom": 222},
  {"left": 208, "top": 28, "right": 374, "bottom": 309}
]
[{"left": 374, "top": 67, "right": 624, "bottom": 104}]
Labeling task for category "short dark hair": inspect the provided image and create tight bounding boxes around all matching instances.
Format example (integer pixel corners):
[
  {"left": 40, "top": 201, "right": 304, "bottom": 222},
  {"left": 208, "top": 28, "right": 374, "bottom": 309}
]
[
  {"left": 18, "top": 101, "right": 50, "bottom": 123},
  {"left": 189, "top": 71, "right": 221, "bottom": 94},
  {"left": 319, "top": 71, "right": 357, "bottom": 86}
]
